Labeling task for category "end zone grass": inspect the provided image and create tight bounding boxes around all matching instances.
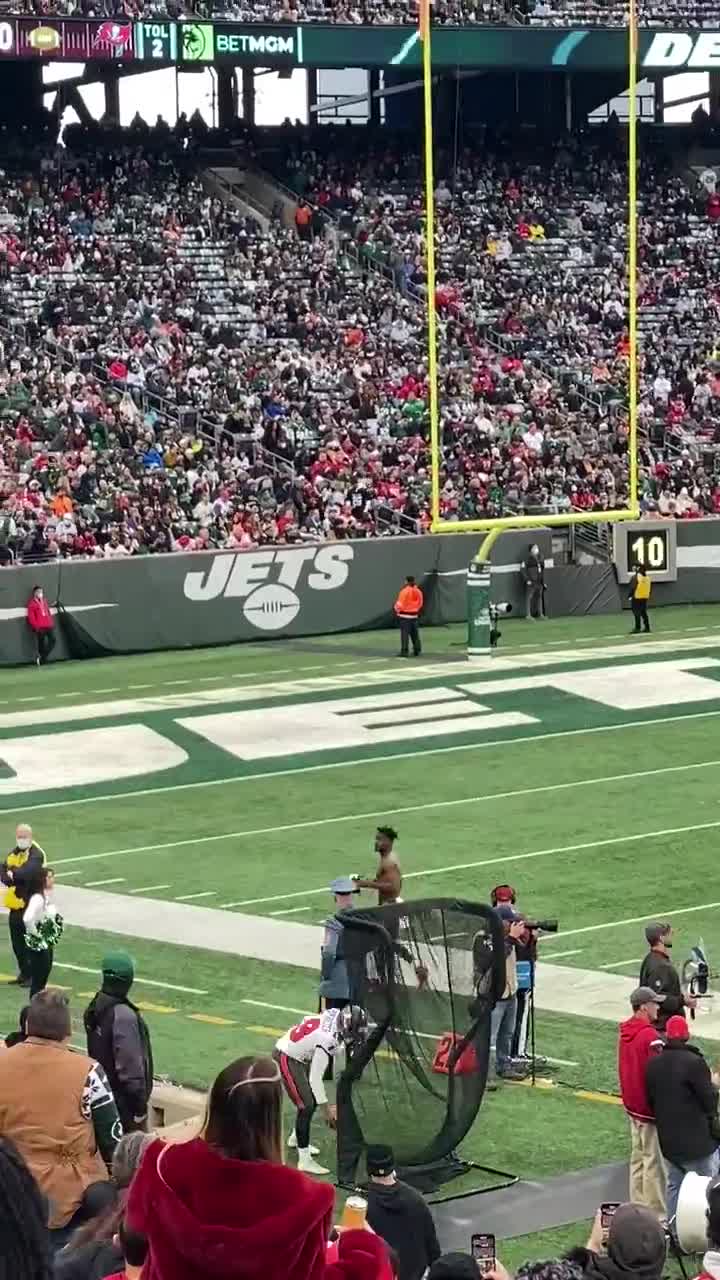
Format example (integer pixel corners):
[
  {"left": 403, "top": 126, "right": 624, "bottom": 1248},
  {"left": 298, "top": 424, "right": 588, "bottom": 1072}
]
[{"left": 5, "top": 604, "right": 720, "bottom": 1191}]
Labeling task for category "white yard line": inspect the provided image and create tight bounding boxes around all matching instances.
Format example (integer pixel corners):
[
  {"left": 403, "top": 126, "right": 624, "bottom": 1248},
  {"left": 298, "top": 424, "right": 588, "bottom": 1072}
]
[
  {"left": 175, "top": 890, "right": 216, "bottom": 902},
  {"left": 221, "top": 816, "right": 720, "bottom": 910},
  {"left": 130, "top": 883, "right": 172, "bottom": 895},
  {"left": 3, "top": 660, "right": 371, "bottom": 713},
  {"left": 54, "top": 961, "right": 208, "bottom": 995},
  {"left": 538, "top": 949, "right": 585, "bottom": 961},
  {"left": 599, "top": 957, "right": 644, "bottom": 970},
  {"left": 269, "top": 906, "right": 312, "bottom": 916},
  {"left": 554, "top": 904, "right": 720, "bottom": 940},
  {"left": 10, "top": 703, "right": 720, "bottom": 819},
  {"left": 84, "top": 877, "right": 125, "bottom": 887},
  {"left": 52, "top": 756, "right": 720, "bottom": 868}
]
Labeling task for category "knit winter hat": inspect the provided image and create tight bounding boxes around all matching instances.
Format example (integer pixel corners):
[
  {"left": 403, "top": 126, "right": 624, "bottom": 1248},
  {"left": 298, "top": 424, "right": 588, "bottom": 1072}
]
[
  {"left": 607, "top": 1204, "right": 667, "bottom": 1274},
  {"left": 102, "top": 950, "right": 135, "bottom": 984}
]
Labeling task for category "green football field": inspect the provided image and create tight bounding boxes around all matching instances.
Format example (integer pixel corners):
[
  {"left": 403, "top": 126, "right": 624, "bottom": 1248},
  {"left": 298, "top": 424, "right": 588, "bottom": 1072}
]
[{"left": 3, "top": 603, "right": 720, "bottom": 1198}]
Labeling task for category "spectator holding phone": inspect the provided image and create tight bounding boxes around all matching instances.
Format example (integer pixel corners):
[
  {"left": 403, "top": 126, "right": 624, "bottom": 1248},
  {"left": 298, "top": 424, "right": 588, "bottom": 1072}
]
[{"left": 566, "top": 1204, "right": 666, "bottom": 1280}]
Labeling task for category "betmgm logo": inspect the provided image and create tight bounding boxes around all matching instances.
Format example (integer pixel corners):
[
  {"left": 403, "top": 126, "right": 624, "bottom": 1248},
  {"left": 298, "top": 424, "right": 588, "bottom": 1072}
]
[{"left": 184, "top": 546, "right": 354, "bottom": 632}]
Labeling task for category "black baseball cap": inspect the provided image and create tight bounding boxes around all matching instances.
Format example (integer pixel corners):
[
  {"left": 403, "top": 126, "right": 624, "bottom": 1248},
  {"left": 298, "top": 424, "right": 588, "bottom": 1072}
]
[
  {"left": 366, "top": 1144, "right": 395, "bottom": 1177},
  {"left": 429, "top": 1255, "right": 480, "bottom": 1280}
]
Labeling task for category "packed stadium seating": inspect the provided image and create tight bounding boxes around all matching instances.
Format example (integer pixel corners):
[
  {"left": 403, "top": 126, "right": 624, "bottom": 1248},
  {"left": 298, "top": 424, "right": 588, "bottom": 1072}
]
[
  {"left": 2, "top": 0, "right": 717, "bottom": 22},
  {"left": 0, "top": 119, "right": 718, "bottom": 562}
]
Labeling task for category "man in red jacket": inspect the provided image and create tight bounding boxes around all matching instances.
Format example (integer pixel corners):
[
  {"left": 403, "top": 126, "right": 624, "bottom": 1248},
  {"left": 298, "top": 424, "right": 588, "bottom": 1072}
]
[
  {"left": 618, "top": 985, "right": 665, "bottom": 1215},
  {"left": 26, "top": 585, "right": 55, "bottom": 666}
]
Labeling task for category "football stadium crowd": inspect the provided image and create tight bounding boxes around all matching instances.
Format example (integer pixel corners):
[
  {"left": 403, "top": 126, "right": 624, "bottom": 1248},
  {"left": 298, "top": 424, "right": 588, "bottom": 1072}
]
[
  {"left": 0, "top": 116, "right": 718, "bottom": 562},
  {"left": 3, "top": 0, "right": 718, "bottom": 26}
]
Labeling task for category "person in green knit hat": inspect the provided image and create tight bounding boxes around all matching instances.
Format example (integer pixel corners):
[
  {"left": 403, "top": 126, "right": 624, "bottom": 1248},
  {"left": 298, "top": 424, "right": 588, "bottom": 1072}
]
[{"left": 83, "top": 952, "right": 154, "bottom": 1134}]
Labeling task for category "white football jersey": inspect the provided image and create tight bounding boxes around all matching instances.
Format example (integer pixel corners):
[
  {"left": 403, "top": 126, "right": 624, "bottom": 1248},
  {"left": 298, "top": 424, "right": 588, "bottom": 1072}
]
[{"left": 275, "top": 1009, "right": 342, "bottom": 1063}]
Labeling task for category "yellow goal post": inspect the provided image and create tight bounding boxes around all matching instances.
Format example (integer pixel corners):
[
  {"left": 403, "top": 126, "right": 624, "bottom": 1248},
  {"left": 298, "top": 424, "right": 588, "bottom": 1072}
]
[{"left": 421, "top": 0, "right": 641, "bottom": 540}]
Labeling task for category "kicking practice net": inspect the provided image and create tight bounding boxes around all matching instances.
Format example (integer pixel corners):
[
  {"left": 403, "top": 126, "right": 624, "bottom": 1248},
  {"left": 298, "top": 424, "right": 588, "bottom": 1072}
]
[{"left": 336, "top": 899, "right": 505, "bottom": 1193}]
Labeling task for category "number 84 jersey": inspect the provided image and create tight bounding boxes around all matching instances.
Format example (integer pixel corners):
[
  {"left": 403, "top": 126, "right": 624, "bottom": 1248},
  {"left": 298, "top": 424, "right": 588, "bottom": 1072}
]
[{"left": 275, "top": 1009, "right": 342, "bottom": 1063}]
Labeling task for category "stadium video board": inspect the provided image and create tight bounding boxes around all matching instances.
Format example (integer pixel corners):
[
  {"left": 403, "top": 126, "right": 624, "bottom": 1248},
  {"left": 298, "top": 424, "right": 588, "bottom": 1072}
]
[{"left": 0, "top": 18, "right": 719, "bottom": 68}]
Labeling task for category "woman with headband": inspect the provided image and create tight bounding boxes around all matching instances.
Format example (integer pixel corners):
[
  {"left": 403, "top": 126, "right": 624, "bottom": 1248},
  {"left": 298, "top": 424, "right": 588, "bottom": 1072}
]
[{"left": 126, "top": 1054, "right": 387, "bottom": 1280}]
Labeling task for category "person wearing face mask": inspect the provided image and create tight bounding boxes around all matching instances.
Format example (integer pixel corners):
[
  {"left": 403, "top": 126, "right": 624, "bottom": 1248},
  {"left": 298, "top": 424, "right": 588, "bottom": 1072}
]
[
  {"left": 0, "top": 823, "right": 46, "bottom": 987},
  {"left": 639, "top": 923, "right": 697, "bottom": 1032},
  {"left": 521, "top": 543, "right": 546, "bottom": 620},
  {"left": 26, "top": 584, "right": 56, "bottom": 665}
]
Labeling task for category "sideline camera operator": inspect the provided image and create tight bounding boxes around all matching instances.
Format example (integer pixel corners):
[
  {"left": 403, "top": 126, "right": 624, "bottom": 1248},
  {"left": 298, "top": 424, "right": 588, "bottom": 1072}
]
[
  {"left": 639, "top": 923, "right": 697, "bottom": 1031},
  {"left": 491, "top": 885, "right": 541, "bottom": 1060}
]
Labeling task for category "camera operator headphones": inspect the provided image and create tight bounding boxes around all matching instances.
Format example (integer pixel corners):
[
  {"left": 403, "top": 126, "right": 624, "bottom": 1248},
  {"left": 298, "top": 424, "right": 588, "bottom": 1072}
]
[{"left": 491, "top": 884, "right": 517, "bottom": 906}]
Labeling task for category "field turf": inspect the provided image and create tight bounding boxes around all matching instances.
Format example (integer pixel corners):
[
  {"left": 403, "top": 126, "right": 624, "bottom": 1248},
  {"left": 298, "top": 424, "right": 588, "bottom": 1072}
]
[{"left": 3, "top": 603, "right": 720, "bottom": 1209}]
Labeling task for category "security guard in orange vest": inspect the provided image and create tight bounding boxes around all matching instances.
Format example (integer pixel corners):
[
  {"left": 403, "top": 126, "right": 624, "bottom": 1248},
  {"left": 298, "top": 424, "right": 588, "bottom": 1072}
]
[
  {"left": 629, "top": 563, "right": 651, "bottom": 634},
  {"left": 394, "top": 575, "right": 424, "bottom": 658}
]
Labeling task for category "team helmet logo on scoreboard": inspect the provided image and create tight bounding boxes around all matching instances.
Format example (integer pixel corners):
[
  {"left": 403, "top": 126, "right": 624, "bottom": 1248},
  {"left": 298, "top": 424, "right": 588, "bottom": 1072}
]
[
  {"left": 94, "top": 21, "right": 132, "bottom": 51},
  {"left": 28, "top": 25, "right": 61, "bottom": 51}
]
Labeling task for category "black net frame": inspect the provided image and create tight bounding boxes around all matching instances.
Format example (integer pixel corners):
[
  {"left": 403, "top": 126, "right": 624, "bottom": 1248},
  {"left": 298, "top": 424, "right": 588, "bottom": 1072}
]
[{"left": 335, "top": 898, "right": 517, "bottom": 1200}]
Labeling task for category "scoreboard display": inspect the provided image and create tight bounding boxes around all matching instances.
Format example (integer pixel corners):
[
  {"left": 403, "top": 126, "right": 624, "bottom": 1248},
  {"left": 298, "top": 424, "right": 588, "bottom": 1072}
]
[
  {"left": 135, "top": 21, "right": 178, "bottom": 61},
  {"left": 0, "top": 17, "right": 135, "bottom": 59},
  {"left": 0, "top": 16, "right": 298, "bottom": 63},
  {"left": 613, "top": 520, "right": 678, "bottom": 584}
]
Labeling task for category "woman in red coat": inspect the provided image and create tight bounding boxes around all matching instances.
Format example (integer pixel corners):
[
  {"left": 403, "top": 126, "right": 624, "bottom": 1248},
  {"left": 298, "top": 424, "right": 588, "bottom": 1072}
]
[{"left": 126, "top": 1055, "right": 386, "bottom": 1280}]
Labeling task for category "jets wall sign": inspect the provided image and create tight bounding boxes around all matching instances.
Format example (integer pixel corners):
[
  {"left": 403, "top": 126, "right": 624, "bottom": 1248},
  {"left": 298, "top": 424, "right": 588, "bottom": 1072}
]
[{"left": 183, "top": 546, "right": 355, "bottom": 632}]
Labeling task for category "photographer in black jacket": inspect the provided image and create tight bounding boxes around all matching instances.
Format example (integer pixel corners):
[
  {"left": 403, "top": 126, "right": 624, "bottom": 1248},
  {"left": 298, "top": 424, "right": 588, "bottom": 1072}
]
[{"left": 639, "top": 923, "right": 697, "bottom": 1031}]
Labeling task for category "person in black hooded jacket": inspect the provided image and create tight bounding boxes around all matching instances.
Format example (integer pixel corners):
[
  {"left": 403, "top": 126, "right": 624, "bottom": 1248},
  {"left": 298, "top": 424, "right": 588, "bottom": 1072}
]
[
  {"left": 365, "top": 1144, "right": 441, "bottom": 1280},
  {"left": 566, "top": 1202, "right": 667, "bottom": 1280},
  {"left": 83, "top": 951, "right": 153, "bottom": 1134},
  {"left": 645, "top": 1014, "right": 720, "bottom": 1221}
]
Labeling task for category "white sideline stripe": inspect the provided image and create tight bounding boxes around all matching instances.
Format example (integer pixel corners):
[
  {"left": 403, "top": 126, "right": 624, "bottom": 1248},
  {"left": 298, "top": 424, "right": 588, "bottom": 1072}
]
[
  {"left": 3, "top": 632, "right": 720, "bottom": 717},
  {"left": 539, "top": 949, "right": 585, "bottom": 961},
  {"left": 599, "top": 957, "right": 643, "bottom": 970},
  {"left": 54, "top": 961, "right": 208, "bottom": 995},
  {"left": 12, "top": 705, "right": 720, "bottom": 819},
  {"left": 51, "top": 756, "right": 720, "bottom": 867},
  {"left": 241, "top": 997, "right": 578, "bottom": 1066},
  {"left": 221, "top": 815, "right": 720, "bottom": 910},
  {"left": 55, "top": 870, "right": 82, "bottom": 879},
  {"left": 175, "top": 890, "right": 216, "bottom": 901},
  {"left": 84, "top": 877, "right": 125, "bottom": 887},
  {"left": 270, "top": 906, "right": 312, "bottom": 916},
  {"left": 130, "top": 884, "right": 171, "bottom": 895},
  {"left": 554, "top": 904, "right": 720, "bottom": 941}
]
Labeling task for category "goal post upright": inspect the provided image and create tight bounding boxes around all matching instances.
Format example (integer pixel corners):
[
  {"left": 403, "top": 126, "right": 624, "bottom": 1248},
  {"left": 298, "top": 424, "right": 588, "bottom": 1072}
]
[{"left": 423, "top": 0, "right": 641, "bottom": 649}]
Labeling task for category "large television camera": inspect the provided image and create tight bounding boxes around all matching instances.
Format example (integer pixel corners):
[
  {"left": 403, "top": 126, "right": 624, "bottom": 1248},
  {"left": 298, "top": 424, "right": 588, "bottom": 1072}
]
[{"left": 490, "top": 602, "right": 512, "bottom": 648}]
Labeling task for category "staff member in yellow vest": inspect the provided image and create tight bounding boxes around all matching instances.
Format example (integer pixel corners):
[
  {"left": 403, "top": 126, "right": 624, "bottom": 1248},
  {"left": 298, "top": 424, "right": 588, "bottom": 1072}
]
[
  {"left": 629, "top": 562, "right": 652, "bottom": 635},
  {"left": 394, "top": 575, "right": 424, "bottom": 658},
  {"left": 0, "top": 823, "right": 46, "bottom": 987}
]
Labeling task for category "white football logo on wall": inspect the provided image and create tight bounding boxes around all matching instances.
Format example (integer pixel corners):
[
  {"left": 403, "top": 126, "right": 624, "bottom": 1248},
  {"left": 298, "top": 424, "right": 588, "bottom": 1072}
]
[{"left": 183, "top": 546, "right": 355, "bottom": 632}]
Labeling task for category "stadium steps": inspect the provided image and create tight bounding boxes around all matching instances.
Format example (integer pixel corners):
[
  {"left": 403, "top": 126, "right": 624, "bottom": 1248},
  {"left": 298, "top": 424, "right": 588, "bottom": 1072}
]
[{"left": 433, "top": 1161, "right": 628, "bottom": 1246}]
